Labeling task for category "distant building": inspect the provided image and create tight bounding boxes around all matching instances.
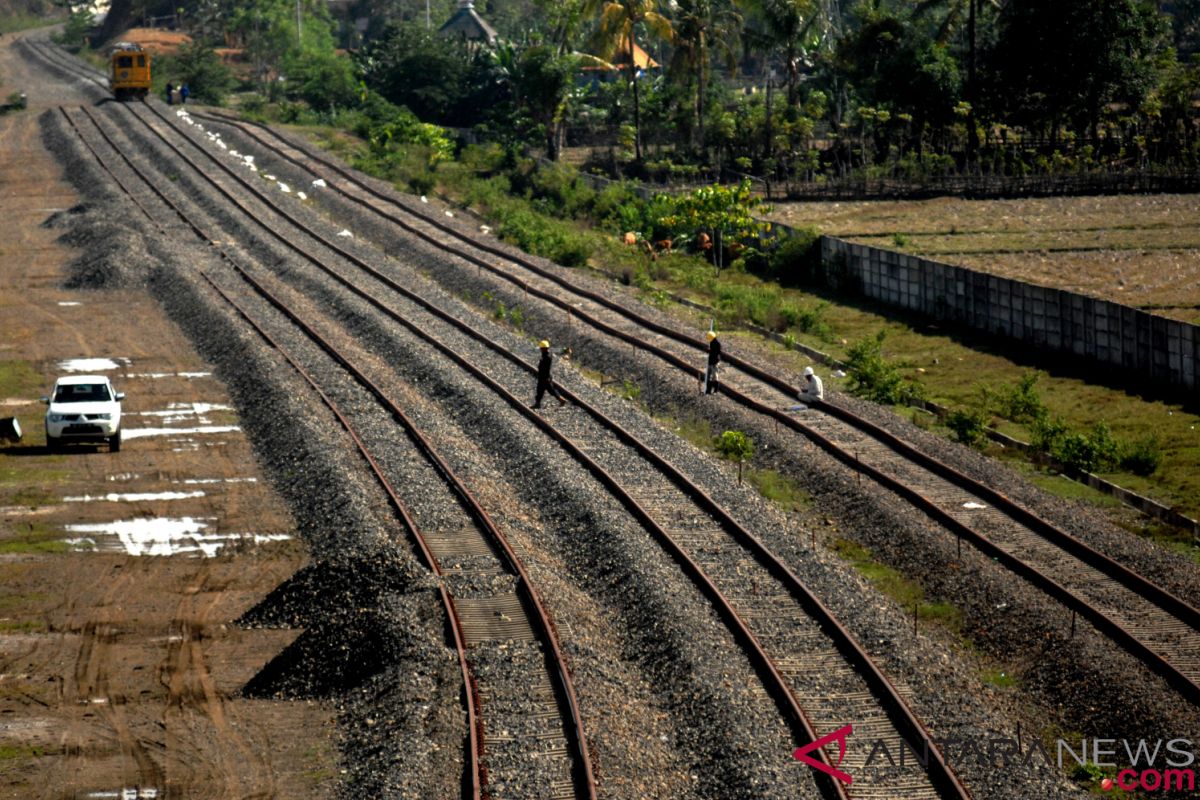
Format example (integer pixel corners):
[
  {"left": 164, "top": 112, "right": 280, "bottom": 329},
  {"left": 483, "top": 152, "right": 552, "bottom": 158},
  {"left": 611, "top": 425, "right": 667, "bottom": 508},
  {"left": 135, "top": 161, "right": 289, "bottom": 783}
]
[{"left": 438, "top": 0, "right": 497, "bottom": 46}]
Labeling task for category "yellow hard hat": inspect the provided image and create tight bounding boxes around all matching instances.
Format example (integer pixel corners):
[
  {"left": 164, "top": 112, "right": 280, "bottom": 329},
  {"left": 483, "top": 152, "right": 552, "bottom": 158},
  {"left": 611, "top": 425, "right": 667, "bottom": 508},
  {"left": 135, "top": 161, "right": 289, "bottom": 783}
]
[
  {"left": 539, "top": 340, "right": 550, "bottom": 349},
  {"left": 706, "top": 330, "right": 717, "bottom": 341}
]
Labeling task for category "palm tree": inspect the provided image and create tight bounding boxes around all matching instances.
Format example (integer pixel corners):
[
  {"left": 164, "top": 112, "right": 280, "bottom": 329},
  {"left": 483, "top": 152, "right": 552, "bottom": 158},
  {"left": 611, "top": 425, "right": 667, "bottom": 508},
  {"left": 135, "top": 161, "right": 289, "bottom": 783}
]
[
  {"left": 668, "top": 0, "right": 743, "bottom": 151},
  {"left": 911, "top": 0, "right": 1003, "bottom": 159},
  {"left": 585, "top": 0, "right": 674, "bottom": 162}
]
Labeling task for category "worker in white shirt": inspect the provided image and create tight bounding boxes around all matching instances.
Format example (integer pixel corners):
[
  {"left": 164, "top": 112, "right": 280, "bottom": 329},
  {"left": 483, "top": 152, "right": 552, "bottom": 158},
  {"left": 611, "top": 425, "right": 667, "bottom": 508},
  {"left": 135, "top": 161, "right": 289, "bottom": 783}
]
[{"left": 797, "top": 366, "right": 824, "bottom": 404}]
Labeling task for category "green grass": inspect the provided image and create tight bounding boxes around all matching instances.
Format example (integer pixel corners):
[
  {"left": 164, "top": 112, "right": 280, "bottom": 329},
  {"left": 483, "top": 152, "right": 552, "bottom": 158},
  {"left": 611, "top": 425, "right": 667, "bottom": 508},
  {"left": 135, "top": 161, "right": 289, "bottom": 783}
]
[
  {"left": 0, "top": 524, "right": 70, "bottom": 555},
  {"left": 0, "top": 14, "right": 63, "bottom": 34},
  {"left": 0, "top": 619, "right": 46, "bottom": 633},
  {"left": 745, "top": 468, "right": 812, "bottom": 513},
  {"left": 0, "top": 744, "right": 44, "bottom": 760},
  {"left": 831, "top": 537, "right": 963, "bottom": 634},
  {"left": 0, "top": 359, "right": 43, "bottom": 398},
  {"left": 281, "top": 117, "right": 1200, "bottom": 526},
  {"left": 980, "top": 668, "right": 1020, "bottom": 689}
]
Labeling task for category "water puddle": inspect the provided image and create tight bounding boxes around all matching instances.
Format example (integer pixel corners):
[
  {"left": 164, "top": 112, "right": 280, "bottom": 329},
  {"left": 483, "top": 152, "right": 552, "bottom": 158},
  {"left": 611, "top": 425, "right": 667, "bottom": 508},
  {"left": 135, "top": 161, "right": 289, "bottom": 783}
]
[
  {"left": 81, "top": 790, "right": 159, "bottom": 799},
  {"left": 133, "top": 402, "right": 234, "bottom": 424},
  {"left": 64, "top": 490, "right": 206, "bottom": 503},
  {"left": 122, "top": 425, "right": 240, "bottom": 440},
  {"left": 64, "top": 517, "right": 290, "bottom": 557},
  {"left": 57, "top": 301, "right": 81, "bottom": 307},
  {"left": 175, "top": 477, "right": 257, "bottom": 485},
  {"left": 125, "top": 372, "right": 211, "bottom": 379},
  {"left": 57, "top": 357, "right": 128, "bottom": 372}
]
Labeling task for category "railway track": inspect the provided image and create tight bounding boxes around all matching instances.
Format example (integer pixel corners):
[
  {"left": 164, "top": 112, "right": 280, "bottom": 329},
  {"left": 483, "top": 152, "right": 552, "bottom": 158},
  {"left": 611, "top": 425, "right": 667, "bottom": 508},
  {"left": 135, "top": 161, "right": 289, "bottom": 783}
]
[
  {"left": 27, "top": 35, "right": 1197, "bottom": 793},
  {"left": 41, "top": 58, "right": 980, "bottom": 797},
  {"left": 58, "top": 100, "right": 598, "bottom": 800},
  {"left": 163, "top": 97, "right": 1200, "bottom": 705}
]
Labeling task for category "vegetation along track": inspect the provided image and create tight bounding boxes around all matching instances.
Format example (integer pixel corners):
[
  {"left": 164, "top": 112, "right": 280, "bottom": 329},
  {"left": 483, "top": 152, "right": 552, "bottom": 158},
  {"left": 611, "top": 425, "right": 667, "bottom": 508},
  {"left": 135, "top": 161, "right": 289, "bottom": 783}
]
[
  {"left": 38, "top": 46, "right": 977, "bottom": 799},
  {"left": 177, "top": 96, "right": 1200, "bottom": 705},
  {"left": 59, "top": 100, "right": 597, "bottom": 800}
]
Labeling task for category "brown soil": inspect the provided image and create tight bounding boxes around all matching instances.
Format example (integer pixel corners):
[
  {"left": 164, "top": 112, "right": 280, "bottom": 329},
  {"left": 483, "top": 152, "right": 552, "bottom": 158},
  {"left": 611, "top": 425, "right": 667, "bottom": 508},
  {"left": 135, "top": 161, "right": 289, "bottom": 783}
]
[
  {"left": 0, "top": 34, "right": 337, "bottom": 800},
  {"left": 767, "top": 194, "right": 1200, "bottom": 323},
  {"left": 111, "top": 27, "right": 192, "bottom": 55}
]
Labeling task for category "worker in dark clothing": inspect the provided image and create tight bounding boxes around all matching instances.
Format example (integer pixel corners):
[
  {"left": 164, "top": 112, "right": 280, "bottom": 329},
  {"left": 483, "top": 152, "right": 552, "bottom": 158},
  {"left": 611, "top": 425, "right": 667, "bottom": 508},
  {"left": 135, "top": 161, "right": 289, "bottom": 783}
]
[
  {"left": 704, "top": 330, "right": 721, "bottom": 394},
  {"left": 533, "top": 340, "right": 567, "bottom": 409},
  {"left": 180, "top": 84, "right": 190, "bottom": 104}
]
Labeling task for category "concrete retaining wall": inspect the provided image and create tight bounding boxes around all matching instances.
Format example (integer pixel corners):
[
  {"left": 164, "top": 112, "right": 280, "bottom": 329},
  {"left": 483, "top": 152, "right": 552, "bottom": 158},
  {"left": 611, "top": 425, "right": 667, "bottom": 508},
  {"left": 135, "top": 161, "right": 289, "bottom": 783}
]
[{"left": 820, "top": 236, "right": 1199, "bottom": 390}]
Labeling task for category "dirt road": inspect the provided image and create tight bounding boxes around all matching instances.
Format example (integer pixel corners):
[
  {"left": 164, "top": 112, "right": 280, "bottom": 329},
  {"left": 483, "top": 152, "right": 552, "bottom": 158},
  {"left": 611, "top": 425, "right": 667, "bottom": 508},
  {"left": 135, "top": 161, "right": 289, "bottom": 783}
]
[{"left": 0, "top": 32, "right": 337, "bottom": 800}]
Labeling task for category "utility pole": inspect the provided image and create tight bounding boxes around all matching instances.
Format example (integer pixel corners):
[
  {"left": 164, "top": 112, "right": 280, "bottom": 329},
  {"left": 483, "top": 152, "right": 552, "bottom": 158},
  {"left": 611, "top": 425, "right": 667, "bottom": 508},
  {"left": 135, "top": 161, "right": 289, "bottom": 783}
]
[{"left": 296, "top": 0, "right": 303, "bottom": 46}]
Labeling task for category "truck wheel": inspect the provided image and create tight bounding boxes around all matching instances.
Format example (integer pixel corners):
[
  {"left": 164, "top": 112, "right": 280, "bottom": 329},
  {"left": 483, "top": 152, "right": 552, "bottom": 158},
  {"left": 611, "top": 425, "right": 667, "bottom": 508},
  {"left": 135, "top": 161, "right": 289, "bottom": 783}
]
[{"left": 109, "top": 431, "right": 121, "bottom": 453}]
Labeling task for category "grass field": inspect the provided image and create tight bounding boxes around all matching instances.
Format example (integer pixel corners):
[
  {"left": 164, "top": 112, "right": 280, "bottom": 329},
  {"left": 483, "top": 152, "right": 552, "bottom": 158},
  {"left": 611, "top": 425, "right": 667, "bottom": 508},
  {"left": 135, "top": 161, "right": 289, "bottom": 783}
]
[{"left": 766, "top": 194, "right": 1200, "bottom": 323}]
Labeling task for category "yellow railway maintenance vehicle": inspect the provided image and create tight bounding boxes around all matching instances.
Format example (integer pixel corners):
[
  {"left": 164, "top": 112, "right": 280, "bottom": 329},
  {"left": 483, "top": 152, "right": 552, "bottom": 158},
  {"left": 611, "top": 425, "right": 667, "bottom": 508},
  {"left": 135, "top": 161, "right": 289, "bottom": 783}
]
[{"left": 108, "top": 42, "right": 151, "bottom": 100}]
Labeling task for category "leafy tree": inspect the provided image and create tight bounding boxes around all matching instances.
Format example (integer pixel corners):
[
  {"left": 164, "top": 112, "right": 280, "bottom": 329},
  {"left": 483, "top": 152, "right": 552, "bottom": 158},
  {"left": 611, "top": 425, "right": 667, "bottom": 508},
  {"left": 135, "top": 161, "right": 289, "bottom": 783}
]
[
  {"left": 584, "top": 0, "right": 674, "bottom": 162},
  {"left": 715, "top": 429, "right": 754, "bottom": 483},
  {"left": 281, "top": 48, "right": 358, "bottom": 111},
  {"left": 357, "top": 23, "right": 501, "bottom": 126},
  {"left": 54, "top": 7, "right": 93, "bottom": 51},
  {"left": 160, "top": 42, "right": 236, "bottom": 104},
  {"left": 746, "top": 0, "right": 818, "bottom": 107},
  {"left": 511, "top": 44, "right": 579, "bottom": 159},
  {"left": 988, "top": 0, "right": 1168, "bottom": 142},
  {"left": 668, "top": 0, "right": 742, "bottom": 150},
  {"left": 654, "top": 179, "right": 770, "bottom": 269}
]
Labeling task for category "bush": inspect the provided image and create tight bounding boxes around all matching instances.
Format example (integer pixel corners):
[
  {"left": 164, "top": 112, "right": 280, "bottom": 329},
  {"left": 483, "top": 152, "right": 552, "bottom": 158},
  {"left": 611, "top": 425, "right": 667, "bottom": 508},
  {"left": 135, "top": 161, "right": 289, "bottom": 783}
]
[
  {"left": 1120, "top": 435, "right": 1163, "bottom": 477},
  {"left": 764, "top": 227, "right": 821, "bottom": 286},
  {"left": 1030, "top": 414, "right": 1068, "bottom": 453},
  {"left": 844, "top": 331, "right": 925, "bottom": 405},
  {"left": 946, "top": 407, "right": 989, "bottom": 448},
  {"left": 715, "top": 429, "right": 755, "bottom": 484},
  {"left": 1053, "top": 422, "right": 1120, "bottom": 473},
  {"left": 985, "top": 371, "right": 1048, "bottom": 424}
]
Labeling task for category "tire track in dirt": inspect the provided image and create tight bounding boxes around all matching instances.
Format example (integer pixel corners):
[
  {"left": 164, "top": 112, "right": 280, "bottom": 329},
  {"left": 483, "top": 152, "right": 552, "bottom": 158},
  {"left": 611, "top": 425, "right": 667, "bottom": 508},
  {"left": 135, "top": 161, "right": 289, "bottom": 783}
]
[
  {"left": 162, "top": 565, "right": 276, "bottom": 799},
  {"left": 64, "top": 558, "right": 165, "bottom": 791}
]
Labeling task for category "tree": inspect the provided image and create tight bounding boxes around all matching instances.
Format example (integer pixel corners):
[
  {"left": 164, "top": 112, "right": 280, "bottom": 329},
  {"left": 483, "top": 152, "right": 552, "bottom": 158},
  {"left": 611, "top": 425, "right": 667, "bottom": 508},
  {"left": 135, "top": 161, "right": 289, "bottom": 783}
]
[
  {"left": 668, "top": 0, "right": 742, "bottom": 151},
  {"left": 584, "top": 0, "right": 674, "bottom": 163},
  {"left": 747, "top": 0, "right": 817, "bottom": 107},
  {"left": 356, "top": 23, "right": 501, "bottom": 126},
  {"left": 988, "top": 0, "right": 1167, "bottom": 142},
  {"left": 511, "top": 45, "right": 580, "bottom": 159},
  {"left": 161, "top": 41, "right": 236, "bottom": 104},
  {"left": 655, "top": 179, "right": 770, "bottom": 270},
  {"left": 715, "top": 429, "right": 754, "bottom": 484}
]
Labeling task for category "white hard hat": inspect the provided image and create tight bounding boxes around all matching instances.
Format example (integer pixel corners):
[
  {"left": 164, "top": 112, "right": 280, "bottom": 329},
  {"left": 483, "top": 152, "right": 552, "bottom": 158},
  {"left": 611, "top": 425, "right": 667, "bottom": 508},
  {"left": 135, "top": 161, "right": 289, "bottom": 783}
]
[{"left": 804, "top": 367, "right": 815, "bottom": 376}]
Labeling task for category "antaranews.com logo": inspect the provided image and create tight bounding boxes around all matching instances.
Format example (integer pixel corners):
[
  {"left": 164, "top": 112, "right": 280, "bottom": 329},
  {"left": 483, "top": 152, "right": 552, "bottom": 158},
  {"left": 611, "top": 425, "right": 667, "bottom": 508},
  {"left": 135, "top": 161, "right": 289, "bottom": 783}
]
[{"left": 793, "top": 725, "right": 1197, "bottom": 793}]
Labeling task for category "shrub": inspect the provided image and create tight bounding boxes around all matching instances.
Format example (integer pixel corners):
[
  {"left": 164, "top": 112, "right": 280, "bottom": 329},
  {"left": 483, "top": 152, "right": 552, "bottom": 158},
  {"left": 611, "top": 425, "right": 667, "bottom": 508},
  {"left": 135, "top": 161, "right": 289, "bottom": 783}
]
[
  {"left": 1053, "top": 422, "right": 1120, "bottom": 473},
  {"left": 1030, "top": 414, "right": 1068, "bottom": 453},
  {"left": 946, "top": 407, "right": 989, "bottom": 448},
  {"left": 844, "top": 331, "right": 925, "bottom": 405},
  {"left": 715, "top": 430, "right": 755, "bottom": 484},
  {"left": 1120, "top": 435, "right": 1163, "bottom": 477},
  {"left": 764, "top": 227, "right": 821, "bottom": 286},
  {"left": 985, "top": 371, "right": 1048, "bottom": 423}
]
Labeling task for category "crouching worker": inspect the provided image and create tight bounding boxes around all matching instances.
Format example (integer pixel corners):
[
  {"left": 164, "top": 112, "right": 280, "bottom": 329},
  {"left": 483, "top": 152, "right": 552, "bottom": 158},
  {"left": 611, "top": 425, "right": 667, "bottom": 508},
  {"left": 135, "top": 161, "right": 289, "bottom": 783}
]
[
  {"left": 797, "top": 366, "right": 824, "bottom": 404},
  {"left": 533, "top": 339, "right": 567, "bottom": 409}
]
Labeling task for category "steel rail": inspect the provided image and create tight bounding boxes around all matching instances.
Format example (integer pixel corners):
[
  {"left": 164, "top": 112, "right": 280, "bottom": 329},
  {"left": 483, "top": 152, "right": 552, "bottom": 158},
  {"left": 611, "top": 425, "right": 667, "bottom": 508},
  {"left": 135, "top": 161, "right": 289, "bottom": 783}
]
[
  {"left": 97, "top": 100, "right": 974, "bottom": 799},
  {"left": 185, "top": 106, "right": 1200, "bottom": 630},
  {"left": 52, "top": 19, "right": 1197, "bottom": 705},
  {"left": 61, "top": 104, "right": 493, "bottom": 799},
  {"left": 69, "top": 98, "right": 859, "bottom": 798},
  {"left": 176, "top": 105, "right": 1200, "bottom": 701},
  {"left": 75, "top": 99, "right": 602, "bottom": 799}
]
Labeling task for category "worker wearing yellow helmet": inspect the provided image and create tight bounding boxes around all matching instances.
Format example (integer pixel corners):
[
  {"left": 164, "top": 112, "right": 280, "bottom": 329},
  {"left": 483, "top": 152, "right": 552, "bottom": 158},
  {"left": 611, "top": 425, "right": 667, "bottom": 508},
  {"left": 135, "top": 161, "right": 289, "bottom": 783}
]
[
  {"left": 703, "top": 329, "right": 721, "bottom": 395},
  {"left": 533, "top": 339, "right": 567, "bottom": 409}
]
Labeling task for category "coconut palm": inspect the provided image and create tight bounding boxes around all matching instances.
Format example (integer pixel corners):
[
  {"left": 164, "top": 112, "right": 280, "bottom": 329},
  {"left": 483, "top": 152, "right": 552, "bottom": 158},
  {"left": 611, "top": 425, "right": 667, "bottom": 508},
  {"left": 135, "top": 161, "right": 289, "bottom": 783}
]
[
  {"left": 585, "top": 0, "right": 674, "bottom": 162},
  {"left": 667, "top": 0, "right": 742, "bottom": 150}
]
